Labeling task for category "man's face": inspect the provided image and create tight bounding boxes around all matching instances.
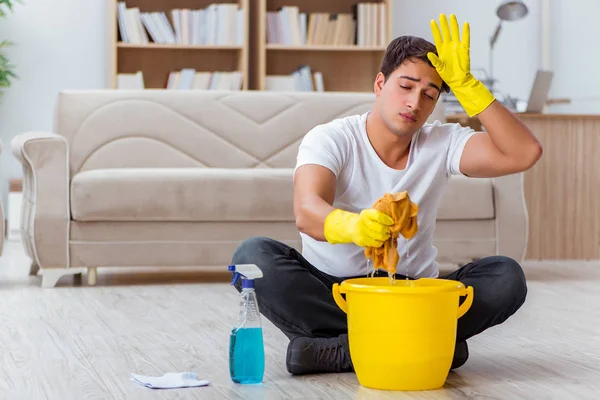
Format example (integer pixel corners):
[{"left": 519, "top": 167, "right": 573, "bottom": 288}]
[{"left": 374, "top": 59, "right": 443, "bottom": 138}]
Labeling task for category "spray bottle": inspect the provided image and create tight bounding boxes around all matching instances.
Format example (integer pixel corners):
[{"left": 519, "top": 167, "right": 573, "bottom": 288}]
[{"left": 228, "top": 264, "right": 265, "bottom": 384}]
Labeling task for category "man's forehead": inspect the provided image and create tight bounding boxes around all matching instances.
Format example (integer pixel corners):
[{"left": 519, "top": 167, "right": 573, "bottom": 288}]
[{"left": 394, "top": 63, "right": 442, "bottom": 83}]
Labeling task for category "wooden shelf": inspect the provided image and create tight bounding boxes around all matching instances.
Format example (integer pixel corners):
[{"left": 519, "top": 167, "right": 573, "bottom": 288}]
[
  {"left": 265, "top": 44, "right": 387, "bottom": 52},
  {"left": 117, "top": 43, "right": 244, "bottom": 50},
  {"left": 108, "top": 0, "right": 392, "bottom": 92},
  {"left": 255, "top": 0, "right": 392, "bottom": 92},
  {"left": 108, "top": 0, "right": 249, "bottom": 90}
]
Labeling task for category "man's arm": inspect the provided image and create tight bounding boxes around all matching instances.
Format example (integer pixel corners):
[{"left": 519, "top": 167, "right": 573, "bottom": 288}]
[
  {"left": 293, "top": 164, "right": 393, "bottom": 247},
  {"left": 293, "top": 164, "right": 337, "bottom": 241},
  {"left": 427, "top": 14, "right": 542, "bottom": 178},
  {"left": 459, "top": 101, "right": 543, "bottom": 178}
]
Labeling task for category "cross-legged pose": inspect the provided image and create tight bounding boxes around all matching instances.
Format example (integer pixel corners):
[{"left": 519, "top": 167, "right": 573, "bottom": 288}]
[{"left": 232, "top": 14, "right": 541, "bottom": 375}]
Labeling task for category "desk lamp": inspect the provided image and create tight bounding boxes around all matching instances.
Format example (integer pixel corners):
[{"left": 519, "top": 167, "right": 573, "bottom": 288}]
[{"left": 488, "top": 1, "right": 529, "bottom": 91}]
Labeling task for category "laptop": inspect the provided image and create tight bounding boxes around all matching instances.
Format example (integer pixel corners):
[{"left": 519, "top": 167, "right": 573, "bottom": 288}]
[{"left": 525, "top": 70, "right": 554, "bottom": 113}]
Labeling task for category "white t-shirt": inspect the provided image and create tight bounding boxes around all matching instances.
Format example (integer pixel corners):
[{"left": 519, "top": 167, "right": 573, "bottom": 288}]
[{"left": 294, "top": 112, "right": 477, "bottom": 279}]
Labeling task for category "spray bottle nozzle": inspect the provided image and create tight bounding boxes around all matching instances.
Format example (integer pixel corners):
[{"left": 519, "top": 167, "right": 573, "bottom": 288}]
[{"left": 228, "top": 264, "right": 263, "bottom": 288}]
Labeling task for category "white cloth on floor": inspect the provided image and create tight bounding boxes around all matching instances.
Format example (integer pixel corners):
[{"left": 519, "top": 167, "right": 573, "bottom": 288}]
[{"left": 130, "top": 372, "right": 209, "bottom": 389}]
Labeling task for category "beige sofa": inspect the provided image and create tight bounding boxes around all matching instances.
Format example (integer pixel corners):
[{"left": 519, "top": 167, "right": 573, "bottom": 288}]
[{"left": 11, "top": 90, "right": 528, "bottom": 288}]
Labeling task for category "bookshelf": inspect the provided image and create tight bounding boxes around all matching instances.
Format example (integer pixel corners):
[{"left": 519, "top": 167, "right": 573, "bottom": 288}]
[
  {"left": 255, "top": 0, "right": 393, "bottom": 92},
  {"left": 108, "top": 0, "right": 249, "bottom": 90},
  {"left": 107, "top": 0, "right": 392, "bottom": 92}
]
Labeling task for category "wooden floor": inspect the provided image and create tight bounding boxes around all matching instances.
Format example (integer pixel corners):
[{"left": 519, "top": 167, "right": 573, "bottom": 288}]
[{"left": 0, "top": 241, "right": 599, "bottom": 399}]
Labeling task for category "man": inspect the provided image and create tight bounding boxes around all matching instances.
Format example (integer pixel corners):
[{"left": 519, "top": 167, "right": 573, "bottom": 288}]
[{"left": 231, "top": 14, "right": 542, "bottom": 375}]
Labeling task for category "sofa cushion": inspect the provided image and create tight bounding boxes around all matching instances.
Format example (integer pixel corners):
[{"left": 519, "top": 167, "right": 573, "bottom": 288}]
[
  {"left": 70, "top": 168, "right": 295, "bottom": 222},
  {"left": 437, "top": 176, "right": 495, "bottom": 220},
  {"left": 71, "top": 169, "right": 494, "bottom": 223}
]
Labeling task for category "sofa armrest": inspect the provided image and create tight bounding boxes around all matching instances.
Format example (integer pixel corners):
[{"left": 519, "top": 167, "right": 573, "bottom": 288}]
[
  {"left": 492, "top": 172, "right": 529, "bottom": 263},
  {"left": 11, "top": 132, "right": 70, "bottom": 269}
]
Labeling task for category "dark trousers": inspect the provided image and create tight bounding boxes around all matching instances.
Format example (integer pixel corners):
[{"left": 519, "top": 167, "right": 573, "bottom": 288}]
[{"left": 231, "top": 236, "right": 527, "bottom": 342}]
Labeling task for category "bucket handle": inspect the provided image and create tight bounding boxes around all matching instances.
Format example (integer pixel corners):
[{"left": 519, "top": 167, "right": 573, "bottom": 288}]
[
  {"left": 332, "top": 283, "right": 348, "bottom": 314},
  {"left": 457, "top": 286, "right": 474, "bottom": 319}
]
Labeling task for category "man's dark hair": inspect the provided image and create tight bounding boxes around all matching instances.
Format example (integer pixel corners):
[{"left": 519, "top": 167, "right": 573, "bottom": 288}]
[{"left": 380, "top": 35, "right": 450, "bottom": 93}]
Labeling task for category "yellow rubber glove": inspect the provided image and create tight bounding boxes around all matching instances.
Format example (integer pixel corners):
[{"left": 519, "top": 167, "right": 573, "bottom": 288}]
[
  {"left": 324, "top": 208, "right": 394, "bottom": 248},
  {"left": 427, "top": 14, "right": 496, "bottom": 117}
]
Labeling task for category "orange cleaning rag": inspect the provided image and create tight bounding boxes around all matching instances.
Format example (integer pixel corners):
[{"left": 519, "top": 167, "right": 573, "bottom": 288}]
[{"left": 364, "top": 191, "right": 419, "bottom": 275}]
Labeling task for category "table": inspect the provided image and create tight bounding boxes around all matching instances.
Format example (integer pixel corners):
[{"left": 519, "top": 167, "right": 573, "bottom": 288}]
[{"left": 447, "top": 113, "right": 600, "bottom": 260}]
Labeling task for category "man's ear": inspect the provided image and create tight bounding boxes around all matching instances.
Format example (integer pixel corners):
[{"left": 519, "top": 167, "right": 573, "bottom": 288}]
[{"left": 374, "top": 72, "right": 385, "bottom": 95}]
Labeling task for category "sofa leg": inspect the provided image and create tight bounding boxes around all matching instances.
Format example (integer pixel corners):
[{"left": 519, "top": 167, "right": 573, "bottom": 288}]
[
  {"left": 87, "top": 267, "right": 97, "bottom": 286},
  {"left": 29, "top": 261, "right": 40, "bottom": 276},
  {"left": 41, "top": 267, "right": 86, "bottom": 288}
]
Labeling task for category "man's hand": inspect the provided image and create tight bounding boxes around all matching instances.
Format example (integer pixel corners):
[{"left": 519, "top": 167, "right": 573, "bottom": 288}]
[
  {"left": 426, "top": 14, "right": 543, "bottom": 178},
  {"left": 428, "top": 14, "right": 496, "bottom": 117},
  {"left": 324, "top": 208, "right": 393, "bottom": 248}
]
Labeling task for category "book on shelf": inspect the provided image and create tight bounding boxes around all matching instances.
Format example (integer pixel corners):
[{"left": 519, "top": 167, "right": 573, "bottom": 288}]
[
  {"left": 117, "top": 71, "right": 145, "bottom": 89},
  {"left": 266, "top": 65, "right": 324, "bottom": 92},
  {"left": 166, "top": 69, "right": 244, "bottom": 90},
  {"left": 266, "top": 3, "right": 387, "bottom": 46},
  {"left": 117, "top": 2, "right": 244, "bottom": 46},
  {"left": 116, "top": 70, "right": 243, "bottom": 90}
]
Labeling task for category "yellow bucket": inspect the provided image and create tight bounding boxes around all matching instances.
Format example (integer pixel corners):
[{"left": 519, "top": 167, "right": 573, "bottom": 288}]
[{"left": 332, "top": 277, "right": 473, "bottom": 391}]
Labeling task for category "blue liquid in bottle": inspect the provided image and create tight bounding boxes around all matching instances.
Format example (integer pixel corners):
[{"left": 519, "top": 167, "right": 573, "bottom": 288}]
[
  {"left": 229, "top": 327, "right": 265, "bottom": 384},
  {"left": 229, "top": 279, "right": 265, "bottom": 384}
]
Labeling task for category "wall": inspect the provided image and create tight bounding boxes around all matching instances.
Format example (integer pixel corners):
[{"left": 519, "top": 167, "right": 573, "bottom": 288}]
[
  {"left": 0, "top": 0, "right": 108, "bottom": 209},
  {"left": 392, "top": 0, "right": 543, "bottom": 106},
  {"left": 545, "top": 0, "right": 600, "bottom": 114}
]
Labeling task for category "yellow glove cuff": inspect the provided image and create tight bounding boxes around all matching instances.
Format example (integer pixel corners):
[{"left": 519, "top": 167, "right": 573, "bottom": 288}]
[
  {"left": 451, "top": 77, "right": 496, "bottom": 117},
  {"left": 323, "top": 209, "right": 353, "bottom": 245}
]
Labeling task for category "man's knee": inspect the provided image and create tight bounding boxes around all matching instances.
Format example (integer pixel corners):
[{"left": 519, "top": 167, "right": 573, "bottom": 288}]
[
  {"left": 231, "top": 236, "right": 281, "bottom": 265},
  {"left": 500, "top": 256, "right": 527, "bottom": 300},
  {"left": 231, "top": 236, "right": 293, "bottom": 295},
  {"left": 490, "top": 256, "right": 528, "bottom": 312}
]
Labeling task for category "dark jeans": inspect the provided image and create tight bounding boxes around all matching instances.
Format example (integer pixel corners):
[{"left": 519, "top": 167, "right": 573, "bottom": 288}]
[{"left": 231, "top": 236, "right": 527, "bottom": 342}]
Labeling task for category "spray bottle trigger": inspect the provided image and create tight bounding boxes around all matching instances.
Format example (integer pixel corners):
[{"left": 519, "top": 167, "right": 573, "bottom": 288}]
[{"left": 231, "top": 272, "right": 241, "bottom": 286}]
